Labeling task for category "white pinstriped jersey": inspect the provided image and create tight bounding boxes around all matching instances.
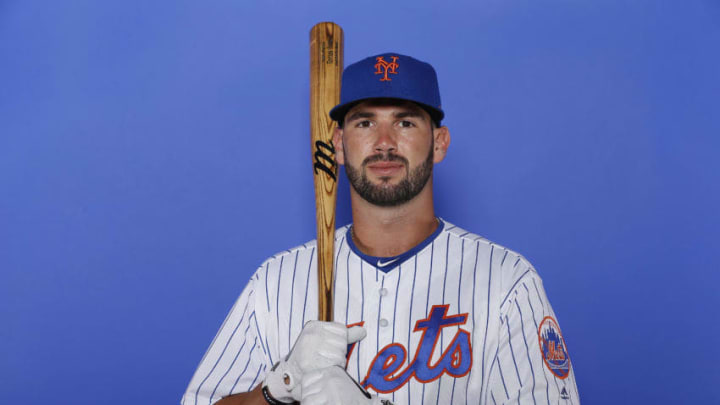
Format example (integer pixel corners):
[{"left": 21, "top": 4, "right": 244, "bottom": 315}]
[{"left": 182, "top": 219, "right": 579, "bottom": 404}]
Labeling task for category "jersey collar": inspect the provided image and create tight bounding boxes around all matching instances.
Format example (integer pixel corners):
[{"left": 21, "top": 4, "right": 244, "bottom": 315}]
[{"left": 345, "top": 218, "right": 445, "bottom": 273}]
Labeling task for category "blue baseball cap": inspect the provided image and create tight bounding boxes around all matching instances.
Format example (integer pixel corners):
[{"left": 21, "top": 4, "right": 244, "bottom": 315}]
[{"left": 329, "top": 52, "right": 444, "bottom": 125}]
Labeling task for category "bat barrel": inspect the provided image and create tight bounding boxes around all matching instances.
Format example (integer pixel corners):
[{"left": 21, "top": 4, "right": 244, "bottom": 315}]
[{"left": 310, "top": 22, "right": 343, "bottom": 322}]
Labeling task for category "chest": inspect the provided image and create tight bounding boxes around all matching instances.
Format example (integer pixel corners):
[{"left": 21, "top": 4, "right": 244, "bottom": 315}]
[{"left": 332, "top": 252, "right": 496, "bottom": 400}]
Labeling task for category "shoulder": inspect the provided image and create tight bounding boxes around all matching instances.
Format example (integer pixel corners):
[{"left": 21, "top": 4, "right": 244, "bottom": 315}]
[
  {"left": 250, "top": 224, "right": 352, "bottom": 281},
  {"left": 442, "top": 219, "right": 529, "bottom": 263},
  {"left": 440, "top": 218, "right": 542, "bottom": 294}
]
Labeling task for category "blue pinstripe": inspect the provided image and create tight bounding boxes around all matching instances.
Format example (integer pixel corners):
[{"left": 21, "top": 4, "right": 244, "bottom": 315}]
[
  {"left": 478, "top": 244, "right": 493, "bottom": 404},
  {"left": 450, "top": 378, "right": 457, "bottom": 405},
  {"left": 301, "top": 248, "right": 316, "bottom": 327},
  {"left": 392, "top": 265, "right": 401, "bottom": 343},
  {"left": 247, "top": 363, "right": 264, "bottom": 392},
  {"left": 208, "top": 326, "right": 254, "bottom": 404},
  {"left": 275, "top": 255, "right": 284, "bottom": 353},
  {"left": 425, "top": 241, "right": 434, "bottom": 314},
  {"left": 333, "top": 237, "right": 345, "bottom": 317},
  {"left": 505, "top": 314, "right": 523, "bottom": 388},
  {"left": 421, "top": 239, "right": 436, "bottom": 405},
  {"left": 450, "top": 239, "right": 464, "bottom": 405},
  {"left": 436, "top": 234, "right": 452, "bottom": 404},
  {"left": 457, "top": 240, "right": 465, "bottom": 316},
  {"left": 392, "top": 265, "right": 401, "bottom": 404},
  {"left": 358, "top": 259, "right": 365, "bottom": 380},
  {"left": 466, "top": 242, "right": 480, "bottom": 404},
  {"left": 376, "top": 277, "right": 385, "bottom": 356},
  {"left": 226, "top": 339, "right": 257, "bottom": 399},
  {"left": 263, "top": 334, "right": 274, "bottom": 366},
  {"left": 494, "top": 349, "right": 510, "bottom": 399},
  {"left": 440, "top": 235, "right": 450, "bottom": 348},
  {"left": 360, "top": 260, "right": 365, "bottom": 321},
  {"left": 345, "top": 247, "right": 351, "bottom": 325},
  {"left": 288, "top": 251, "right": 299, "bottom": 353},
  {"left": 250, "top": 313, "right": 267, "bottom": 359},
  {"left": 264, "top": 262, "right": 270, "bottom": 311},
  {"left": 407, "top": 256, "right": 418, "bottom": 404},
  {"left": 515, "top": 300, "right": 537, "bottom": 405}
]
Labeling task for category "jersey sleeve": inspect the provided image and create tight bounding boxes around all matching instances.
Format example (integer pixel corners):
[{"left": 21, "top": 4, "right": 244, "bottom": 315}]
[
  {"left": 181, "top": 272, "right": 270, "bottom": 405},
  {"left": 485, "top": 265, "right": 580, "bottom": 405}
]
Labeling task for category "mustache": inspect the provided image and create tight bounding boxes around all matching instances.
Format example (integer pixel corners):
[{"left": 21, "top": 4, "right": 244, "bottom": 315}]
[{"left": 362, "top": 153, "right": 408, "bottom": 166}]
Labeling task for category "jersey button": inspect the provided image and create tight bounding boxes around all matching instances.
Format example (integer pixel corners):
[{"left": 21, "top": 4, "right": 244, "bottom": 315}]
[
  {"left": 379, "top": 318, "right": 389, "bottom": 327},
  {"left": 379, "top": 288, "right": 388, "bottom": 296}
]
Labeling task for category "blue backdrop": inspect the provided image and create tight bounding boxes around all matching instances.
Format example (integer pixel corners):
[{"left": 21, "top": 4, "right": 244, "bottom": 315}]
[{"left": 1, "top": 1, "right": 718, "bottom": 404}]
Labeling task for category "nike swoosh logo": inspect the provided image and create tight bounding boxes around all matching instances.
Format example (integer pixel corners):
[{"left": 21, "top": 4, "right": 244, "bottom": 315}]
[{"left": 377, "top": 258, "right": 399, "bottom": 267}]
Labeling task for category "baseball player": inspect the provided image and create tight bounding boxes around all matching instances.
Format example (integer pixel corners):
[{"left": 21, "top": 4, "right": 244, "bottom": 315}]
[{"left": 182, "top": 53, "right": 579, "bottom": 405}]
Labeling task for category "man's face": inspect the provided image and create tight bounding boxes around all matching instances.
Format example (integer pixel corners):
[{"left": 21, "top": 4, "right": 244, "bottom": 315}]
[{"left": 334, "top": 100, "right": 447, "bottom": 207}]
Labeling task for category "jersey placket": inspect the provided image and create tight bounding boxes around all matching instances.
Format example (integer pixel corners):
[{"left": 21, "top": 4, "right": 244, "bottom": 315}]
[{"left": 369, "top": 267, "right": 399, "bottom": 397}]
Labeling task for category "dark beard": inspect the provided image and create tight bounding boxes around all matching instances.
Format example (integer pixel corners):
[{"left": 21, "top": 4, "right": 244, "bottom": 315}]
[{"left": 344, "top": 145, "right": 434, "bottom": 207}]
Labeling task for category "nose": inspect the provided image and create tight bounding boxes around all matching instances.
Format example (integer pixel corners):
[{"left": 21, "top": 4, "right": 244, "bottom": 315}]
[{"left": 374, "top": 124, "right": 397, "bottom": 153}]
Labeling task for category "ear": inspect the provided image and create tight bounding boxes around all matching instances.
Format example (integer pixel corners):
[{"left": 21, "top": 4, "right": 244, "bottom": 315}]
[
  {"left": 332, "top": 127, "right": 345, "bottom": 165},
  {"left": 432, "top": 126, "right": 451, "bottom": 163}
]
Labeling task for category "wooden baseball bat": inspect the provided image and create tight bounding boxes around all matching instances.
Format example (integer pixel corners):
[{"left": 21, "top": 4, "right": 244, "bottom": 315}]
[{"left": 309, "top": 22, "right": 343, "bottom": 322}]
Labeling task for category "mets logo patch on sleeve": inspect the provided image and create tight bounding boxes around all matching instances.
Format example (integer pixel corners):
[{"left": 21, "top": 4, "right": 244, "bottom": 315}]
[{"left": 537, "top": 316, "right": 570, "bottom": 379}]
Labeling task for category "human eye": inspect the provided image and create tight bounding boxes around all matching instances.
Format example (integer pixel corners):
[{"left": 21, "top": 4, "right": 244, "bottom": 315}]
[
  {"left": 398, "top": 120, "right": 416, "bottom": 128},
  {"left": 355, "top": 120, "right": 373, "bottom": 128}
]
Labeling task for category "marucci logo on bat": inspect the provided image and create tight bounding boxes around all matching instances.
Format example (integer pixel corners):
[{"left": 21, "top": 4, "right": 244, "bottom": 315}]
[
  {"left": 374, "top": 56, "right": 399, "bottom": 81},
  {"left": 313, "top": 140, "right": 337, "bottom": 181}
]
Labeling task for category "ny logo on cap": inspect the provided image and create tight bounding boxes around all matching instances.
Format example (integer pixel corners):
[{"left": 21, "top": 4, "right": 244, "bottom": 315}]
[{"left": 374, "top": 56, "right": 399, "bottom": 81}]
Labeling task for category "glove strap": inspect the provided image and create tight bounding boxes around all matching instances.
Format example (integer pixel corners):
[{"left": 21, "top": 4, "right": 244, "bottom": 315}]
[{"left": 261, "top": 385, "right": 295, "bottom": 405}]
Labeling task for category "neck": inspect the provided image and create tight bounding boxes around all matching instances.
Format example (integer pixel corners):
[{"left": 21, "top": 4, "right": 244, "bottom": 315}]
[{"left": 349, "top": 179, "right": 438, "bottom": 257}]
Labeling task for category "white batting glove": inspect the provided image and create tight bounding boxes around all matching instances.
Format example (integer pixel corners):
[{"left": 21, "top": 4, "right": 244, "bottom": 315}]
[
  {"left": 301, "top": 366, "right": 394, "bottom": 405},
  {"left": 262, "top": 321, "right": 366, "bottom": 403}
]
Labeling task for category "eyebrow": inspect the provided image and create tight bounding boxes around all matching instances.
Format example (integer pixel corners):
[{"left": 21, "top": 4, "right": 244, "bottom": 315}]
[
  {"left": 345, "top": 111, "right": 375, "bottom": 122},
  {"left": 345, "top": 109, "right": 427, "bottom": 123},
  {"left": 394, "top": 111, "right": 427, "bottom": 121}
]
